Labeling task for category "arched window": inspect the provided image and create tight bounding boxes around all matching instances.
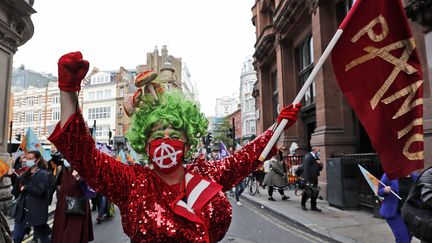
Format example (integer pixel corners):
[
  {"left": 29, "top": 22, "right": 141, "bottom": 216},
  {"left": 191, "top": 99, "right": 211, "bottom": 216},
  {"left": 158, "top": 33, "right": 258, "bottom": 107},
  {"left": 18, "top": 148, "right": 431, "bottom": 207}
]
[{"left": 297, "top": 36, "right": 315, "bottom": 106}]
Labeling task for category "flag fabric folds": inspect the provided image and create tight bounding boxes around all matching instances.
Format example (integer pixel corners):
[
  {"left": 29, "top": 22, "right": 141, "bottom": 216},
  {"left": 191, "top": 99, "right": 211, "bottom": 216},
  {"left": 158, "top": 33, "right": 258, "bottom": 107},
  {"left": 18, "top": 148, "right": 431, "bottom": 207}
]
[
  {"left": 116, "top": 150, "right": 128, "bottom": 164},
  {"left": 358, "top": 164, "right": 380, "bottom": 196},
  {"left": 0, "top": 159, "right": 10, "bottom": 177},
  {"left": 25, "top": 128, "right": 52, "bottom": 161},
  {"left": 332, "top": 0, "right": 424, "bottom": 179},
  {"left": 218, "top": 142, "right": 229, "bottom": 159},
  {"left": 126, "top": 142, "right": 140, "bottom": 163}
]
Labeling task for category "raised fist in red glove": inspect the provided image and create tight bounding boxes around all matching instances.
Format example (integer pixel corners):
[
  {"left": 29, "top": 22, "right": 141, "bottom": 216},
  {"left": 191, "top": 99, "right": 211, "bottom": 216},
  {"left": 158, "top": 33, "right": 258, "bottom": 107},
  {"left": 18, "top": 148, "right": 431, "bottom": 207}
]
[
  {"left": 277, "top": 103, "right": 302, "bottom": 128},
  {"left": 58, "top": 51, "right": 89, "bottom": 92}
]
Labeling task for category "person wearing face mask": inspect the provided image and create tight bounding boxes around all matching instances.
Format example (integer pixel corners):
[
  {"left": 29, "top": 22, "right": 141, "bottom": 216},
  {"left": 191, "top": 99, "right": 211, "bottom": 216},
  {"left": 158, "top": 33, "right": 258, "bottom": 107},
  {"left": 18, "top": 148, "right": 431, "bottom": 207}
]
[
  {"left": 12, "top": 151, "right": 50, "bottom": 243},
  {"left": 47, "top": 52, "right": 301, "bottom": 242},
  {"left": 300, "top": 146, "right": 323, "bottom": 211}
]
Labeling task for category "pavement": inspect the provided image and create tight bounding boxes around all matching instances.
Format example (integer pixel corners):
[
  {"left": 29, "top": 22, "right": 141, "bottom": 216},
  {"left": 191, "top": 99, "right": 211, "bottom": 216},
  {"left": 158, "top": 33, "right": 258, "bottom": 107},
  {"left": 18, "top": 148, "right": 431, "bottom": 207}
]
[
  {"left": 239, "top": 187, "right": 421, "bottom": 243},
  {"left": 4, "top": 190, "right": 421, "bottom": 243}
]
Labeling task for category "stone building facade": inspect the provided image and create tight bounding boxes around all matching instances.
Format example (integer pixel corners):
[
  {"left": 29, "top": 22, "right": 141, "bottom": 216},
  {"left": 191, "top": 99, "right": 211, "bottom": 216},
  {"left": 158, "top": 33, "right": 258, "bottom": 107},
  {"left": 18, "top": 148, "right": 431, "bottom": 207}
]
[
  {"left": 240, "top": 56, "right": 257, "bottom": 142},
  {"left": 0, "top": 0, "right": 35, "bottom": 205},
  {"left": 12, "top": 82, "right": 59, "bottom": 144},
  {"left": 251, "top": 0, "right": 432, "bottom": 192}
]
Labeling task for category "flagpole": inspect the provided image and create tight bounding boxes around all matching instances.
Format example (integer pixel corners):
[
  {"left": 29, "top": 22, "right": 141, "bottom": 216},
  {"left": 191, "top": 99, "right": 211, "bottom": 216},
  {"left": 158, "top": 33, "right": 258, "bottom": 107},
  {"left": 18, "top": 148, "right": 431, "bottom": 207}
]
[
  {"left": 258, "top": 29, "right": 344, "bottom": 162},
  {"left": 377, "top": 179, "right": 402, "bottom": 200}
]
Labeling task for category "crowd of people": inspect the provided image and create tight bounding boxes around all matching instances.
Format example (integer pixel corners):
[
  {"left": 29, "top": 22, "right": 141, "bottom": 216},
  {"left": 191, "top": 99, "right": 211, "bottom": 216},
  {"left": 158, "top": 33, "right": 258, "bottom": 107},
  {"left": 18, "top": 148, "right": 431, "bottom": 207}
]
[
  {"left": 0, "top": 50, "right": 429, "bottom": 243},
  {"left": 2, "top": 146, "right": 121, "bottom": 243}
]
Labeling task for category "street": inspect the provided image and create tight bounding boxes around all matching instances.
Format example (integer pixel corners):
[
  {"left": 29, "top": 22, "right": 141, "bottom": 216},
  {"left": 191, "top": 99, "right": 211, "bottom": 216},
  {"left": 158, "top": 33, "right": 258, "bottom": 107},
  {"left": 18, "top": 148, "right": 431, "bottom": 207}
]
[{"left": 90, "top": 198, "right": 336, "bottom": 243}]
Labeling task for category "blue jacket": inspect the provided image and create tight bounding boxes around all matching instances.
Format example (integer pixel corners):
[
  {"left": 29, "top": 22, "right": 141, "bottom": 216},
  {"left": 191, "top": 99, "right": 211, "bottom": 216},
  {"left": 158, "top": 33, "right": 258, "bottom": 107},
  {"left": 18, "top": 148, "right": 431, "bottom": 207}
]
[{"left": 378, "top": 173, "right": 418, "bottom": 219}]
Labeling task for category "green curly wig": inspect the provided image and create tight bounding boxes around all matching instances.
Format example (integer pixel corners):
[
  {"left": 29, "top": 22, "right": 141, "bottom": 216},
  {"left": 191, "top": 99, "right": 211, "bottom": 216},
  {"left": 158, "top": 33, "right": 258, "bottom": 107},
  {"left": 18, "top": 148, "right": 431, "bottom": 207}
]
[{"left": 126, "top": 90, "right": 208, "bottom": 159}]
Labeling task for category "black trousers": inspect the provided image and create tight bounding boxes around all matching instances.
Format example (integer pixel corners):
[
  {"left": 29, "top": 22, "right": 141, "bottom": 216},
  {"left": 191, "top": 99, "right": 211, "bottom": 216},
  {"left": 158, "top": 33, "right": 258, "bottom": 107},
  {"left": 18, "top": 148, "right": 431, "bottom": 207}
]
[
  {"left": 268, "top": 186, "right": 285, "bottom": 197},
  {"left": 301, "top": 189, "right": 318, "bottom": 208},
  {"left": 301, "top": 179, "right": 318, "bottom": 208}
]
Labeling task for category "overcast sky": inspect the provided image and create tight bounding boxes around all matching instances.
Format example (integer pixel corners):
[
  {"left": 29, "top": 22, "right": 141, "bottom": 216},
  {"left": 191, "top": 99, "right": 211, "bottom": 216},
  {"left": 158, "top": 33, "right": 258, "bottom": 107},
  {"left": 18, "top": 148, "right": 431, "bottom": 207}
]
[{"left": 13, "top": 0, "right": 256, "bottom": 117}]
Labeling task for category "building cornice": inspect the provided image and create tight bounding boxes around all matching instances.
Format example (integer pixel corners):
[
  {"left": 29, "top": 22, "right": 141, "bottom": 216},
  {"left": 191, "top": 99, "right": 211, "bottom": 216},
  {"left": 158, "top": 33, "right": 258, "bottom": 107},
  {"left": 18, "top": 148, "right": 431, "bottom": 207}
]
[
  {"left": 0, "top": 0, "right": 35, "bottom": 52},
  {"left": 273, "top": 0, "right": 305, "bottom": 37},
  {"left": 253, "top": 24, "right": 275, "bottom": 62}
]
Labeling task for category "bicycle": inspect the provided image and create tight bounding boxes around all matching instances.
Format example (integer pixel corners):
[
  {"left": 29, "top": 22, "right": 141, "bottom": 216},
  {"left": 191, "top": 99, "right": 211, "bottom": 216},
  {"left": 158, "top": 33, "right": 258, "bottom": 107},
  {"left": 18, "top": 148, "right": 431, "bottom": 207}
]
[{"left": 244, "top": 172, "right": 260, "bottom": 196}]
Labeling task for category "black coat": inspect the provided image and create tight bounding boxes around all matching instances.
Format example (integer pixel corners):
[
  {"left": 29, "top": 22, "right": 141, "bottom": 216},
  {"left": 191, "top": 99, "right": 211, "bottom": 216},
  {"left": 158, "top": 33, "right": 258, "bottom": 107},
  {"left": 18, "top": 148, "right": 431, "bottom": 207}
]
[
  {"left": 14, "top": 168, "right": 49, "bottom": 227},
  {"left": 301, "top": 153, "right": 323, "bottom": 184}
]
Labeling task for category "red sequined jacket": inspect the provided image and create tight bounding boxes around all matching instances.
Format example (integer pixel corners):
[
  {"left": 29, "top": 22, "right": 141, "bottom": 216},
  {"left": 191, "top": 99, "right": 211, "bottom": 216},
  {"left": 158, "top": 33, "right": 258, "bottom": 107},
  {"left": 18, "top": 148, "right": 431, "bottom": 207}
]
[{"left": 48, "top": 113, "right": 275, "bottom": 243}]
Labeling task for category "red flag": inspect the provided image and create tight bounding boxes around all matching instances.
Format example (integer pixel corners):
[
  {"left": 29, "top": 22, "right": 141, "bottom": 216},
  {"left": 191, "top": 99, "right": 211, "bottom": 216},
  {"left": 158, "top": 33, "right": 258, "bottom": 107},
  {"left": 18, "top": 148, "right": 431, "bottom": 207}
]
[{"left": 332, "top": 0, "right": 424, "bottom": 179}]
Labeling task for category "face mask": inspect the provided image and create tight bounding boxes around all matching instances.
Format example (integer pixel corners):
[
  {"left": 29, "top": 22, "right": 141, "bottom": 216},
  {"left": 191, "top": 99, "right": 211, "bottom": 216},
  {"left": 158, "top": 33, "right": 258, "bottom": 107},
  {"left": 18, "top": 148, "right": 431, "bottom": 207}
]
[
  {"left": 148, "top": 138, "right": 185, "bottom": 174},
  {"left": 25, "top": 160, "right": 35, "bottom": 168}
]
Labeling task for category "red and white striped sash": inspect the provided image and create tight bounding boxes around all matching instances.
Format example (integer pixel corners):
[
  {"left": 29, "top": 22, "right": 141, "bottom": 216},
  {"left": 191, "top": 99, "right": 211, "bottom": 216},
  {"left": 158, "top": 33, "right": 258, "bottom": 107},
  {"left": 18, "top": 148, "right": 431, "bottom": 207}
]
[{"left": 170, "top": 172, "right": 222, "bottom": 223}]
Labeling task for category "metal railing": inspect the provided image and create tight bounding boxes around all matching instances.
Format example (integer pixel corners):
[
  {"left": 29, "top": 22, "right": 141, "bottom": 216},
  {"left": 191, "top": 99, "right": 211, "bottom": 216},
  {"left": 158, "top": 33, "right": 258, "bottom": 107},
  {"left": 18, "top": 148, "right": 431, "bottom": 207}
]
[{"left": 336, "top": 153, "right": 382, "bottom": 208}]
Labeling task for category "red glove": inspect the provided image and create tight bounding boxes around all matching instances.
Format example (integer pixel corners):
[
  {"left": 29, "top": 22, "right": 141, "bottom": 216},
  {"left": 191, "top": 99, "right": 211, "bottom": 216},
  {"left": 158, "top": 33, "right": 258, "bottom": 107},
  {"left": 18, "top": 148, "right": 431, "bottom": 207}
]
[
  {"left": 277, "top": 103, "right": 302, "bottom": 128},
  {"left": 58, "top": 51, "right": 89, "bottom": 92}
]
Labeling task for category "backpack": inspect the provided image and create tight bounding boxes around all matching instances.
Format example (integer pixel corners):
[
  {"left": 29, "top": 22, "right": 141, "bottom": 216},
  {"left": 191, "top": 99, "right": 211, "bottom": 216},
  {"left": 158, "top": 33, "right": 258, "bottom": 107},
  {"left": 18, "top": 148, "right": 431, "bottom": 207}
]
[
  {"left": 294, "top": 163, "right": 304, "bottom": 177},
  {"left": 401, "top": 167, "right": 432, "bottom": 241}
]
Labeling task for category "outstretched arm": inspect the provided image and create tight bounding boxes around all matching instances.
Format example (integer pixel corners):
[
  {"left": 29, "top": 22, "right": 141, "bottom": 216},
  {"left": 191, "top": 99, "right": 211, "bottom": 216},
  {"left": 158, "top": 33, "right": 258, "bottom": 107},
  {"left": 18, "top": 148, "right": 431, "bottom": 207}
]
[
  {"left": 50, "top": 52, "right": 140, "bottom": 207},
  {"left": 190, "top": 130, "right": 276, "bottom": 191},
  {"left": 60, "top": 91, "right": 78, "bottom": 128},
  {"left": 58, "top": 51, "right": 89, "bottom": 127},
  {"left": 190, "top": 103, "right": 301, "bottom": 191}
]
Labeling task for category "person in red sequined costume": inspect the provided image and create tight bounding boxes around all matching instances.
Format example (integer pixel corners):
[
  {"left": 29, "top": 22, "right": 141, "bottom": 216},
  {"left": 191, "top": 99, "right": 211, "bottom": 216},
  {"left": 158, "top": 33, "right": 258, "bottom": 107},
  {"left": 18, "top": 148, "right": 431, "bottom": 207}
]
[{"left": 48, "top": 52, "right": 301, "bottom": 243}]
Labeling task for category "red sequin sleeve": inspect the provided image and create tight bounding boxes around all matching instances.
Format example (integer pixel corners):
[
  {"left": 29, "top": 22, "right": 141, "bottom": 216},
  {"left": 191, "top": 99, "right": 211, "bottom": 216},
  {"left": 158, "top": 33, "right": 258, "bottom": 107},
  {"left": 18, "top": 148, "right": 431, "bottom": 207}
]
[
  {"left": 190, "top": 130, "right": 276, "bottom": 191},
  {"left": 48, "top": 112, "right": 138, "bottom": 207}
]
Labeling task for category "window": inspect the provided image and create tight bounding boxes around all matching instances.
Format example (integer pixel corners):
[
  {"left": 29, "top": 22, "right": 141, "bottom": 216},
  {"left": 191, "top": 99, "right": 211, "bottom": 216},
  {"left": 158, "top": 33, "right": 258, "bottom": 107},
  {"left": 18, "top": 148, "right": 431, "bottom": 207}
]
[
  {"left": 26, "top": 97, "right": 34, "bottom": 107},
  {"left": 96, "top": 125, "right": 110, "bottom": 137},
  {"left": 38, "top": 110, "right": 42, "bottom": 122},
  {"left": 251, "top": 122, "right": 256, "bottom": 133},
  {"left": 118, "top": 124, "right": 123, "bottom": 136},
  {"left": 297, "top": 36, "right": 315, "bottom": 106},
  {"left": 117, "top": 105, "right": 124, "bottom": 116},
  {"left": 271, "top": 71, "right": 279, "bottom": 120},
  {"left": 119, "top": 87, "right": 124, "bottom": 97},
  {"left": 88, "top": 107, "right": 111, "bottom": 120},
  {"left": 39, "top": 96, "right": 43, "bottom": 105},
  {"left": 88, "top": 91, "right": 95, "bottom": 100},
  {"left": 25, "top": 111, "right": 34, "bottom": 123},
  {"left": 245, "top": 120, "right": 256, "bottom": 134},
  {"left": 91, "top": 75, "right": 110, "bottom": 85},
  {"left": 104, "top": 90, "right": 112, "bottom": 99},
  {"left": 52, "top": 95, "right": 60, "bottom": 104},
  {"left": 96, "top": 91, "right": 102, "bottom": 99},
  {"left": 16, "top": 113, "right": 21, "bottom": 123},
  {"left": 52, "top": 108, "right": 60, "bottom": 121}
]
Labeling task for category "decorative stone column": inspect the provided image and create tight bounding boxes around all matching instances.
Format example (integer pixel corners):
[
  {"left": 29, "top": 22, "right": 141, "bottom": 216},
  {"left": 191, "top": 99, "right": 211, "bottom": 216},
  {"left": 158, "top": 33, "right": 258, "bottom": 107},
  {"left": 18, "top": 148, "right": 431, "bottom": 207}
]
[
  {"left": 0, "top": 0, "right": 35, "bottom": 208},
  {"left": 309, "top": 1, "right": 357, "bottom": 195}
]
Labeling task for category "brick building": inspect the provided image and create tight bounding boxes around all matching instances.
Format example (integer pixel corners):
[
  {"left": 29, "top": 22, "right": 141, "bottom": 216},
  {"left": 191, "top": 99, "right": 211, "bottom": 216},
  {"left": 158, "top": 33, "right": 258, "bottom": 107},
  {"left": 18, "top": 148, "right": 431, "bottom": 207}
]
[{"left": 251, "top": 0, "right": 431, "bottom": 194}]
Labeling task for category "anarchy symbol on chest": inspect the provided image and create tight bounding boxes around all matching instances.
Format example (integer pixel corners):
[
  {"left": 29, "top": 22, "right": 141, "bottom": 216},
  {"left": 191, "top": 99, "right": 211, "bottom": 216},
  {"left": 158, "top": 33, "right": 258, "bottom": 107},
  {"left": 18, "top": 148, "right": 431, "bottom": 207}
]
[{"left": 153, "top": 143, "right": 182, "bottom": 168}]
